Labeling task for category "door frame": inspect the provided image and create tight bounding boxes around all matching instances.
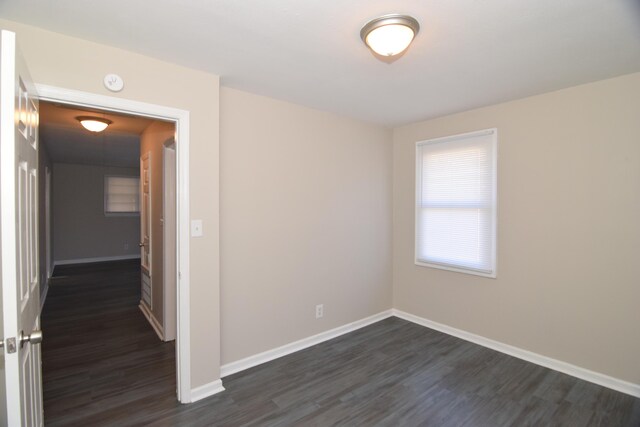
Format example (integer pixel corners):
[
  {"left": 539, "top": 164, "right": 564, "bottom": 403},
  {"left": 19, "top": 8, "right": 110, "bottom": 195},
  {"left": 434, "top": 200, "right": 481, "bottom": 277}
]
[
  {"left": 162, "top": 140, "right": 177, "bottom": 342},
  {"left": 42, "top": 165, "right": 51, "bottom": 310},
  {"left": 35, "top": 84, "right": 192, "bottom": 403},
  {"left": 45, "top": 166, "right": 51, "bottom": 281}
]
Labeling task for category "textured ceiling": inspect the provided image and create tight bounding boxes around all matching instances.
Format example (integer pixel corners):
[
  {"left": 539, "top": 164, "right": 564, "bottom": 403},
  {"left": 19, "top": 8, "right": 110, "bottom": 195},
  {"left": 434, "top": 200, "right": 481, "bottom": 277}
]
[{"left": 2, "top": 0, "right": 640, "bottom": 126}]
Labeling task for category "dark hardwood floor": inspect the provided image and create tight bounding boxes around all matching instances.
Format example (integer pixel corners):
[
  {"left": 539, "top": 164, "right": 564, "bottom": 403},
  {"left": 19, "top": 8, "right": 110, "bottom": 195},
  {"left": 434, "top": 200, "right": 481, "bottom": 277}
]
[
  {"left": 42, "top": 260, "right": 178, "bottom": 426},
  {"left": 42, "top": 261, "right": 640, "bottom": 426}
]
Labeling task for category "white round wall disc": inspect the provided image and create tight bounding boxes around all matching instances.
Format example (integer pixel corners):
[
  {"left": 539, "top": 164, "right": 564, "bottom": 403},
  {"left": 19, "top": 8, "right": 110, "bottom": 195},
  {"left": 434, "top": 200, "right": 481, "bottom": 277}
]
[{"left": 104, "top": 74, "right": 124, "bottom": 92}]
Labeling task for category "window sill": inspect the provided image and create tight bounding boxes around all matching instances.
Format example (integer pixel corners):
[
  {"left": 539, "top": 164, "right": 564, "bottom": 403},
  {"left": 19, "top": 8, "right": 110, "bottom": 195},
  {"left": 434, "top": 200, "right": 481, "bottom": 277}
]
[{"left": 414, "top": 260, "right": 496, "bottom": 279}]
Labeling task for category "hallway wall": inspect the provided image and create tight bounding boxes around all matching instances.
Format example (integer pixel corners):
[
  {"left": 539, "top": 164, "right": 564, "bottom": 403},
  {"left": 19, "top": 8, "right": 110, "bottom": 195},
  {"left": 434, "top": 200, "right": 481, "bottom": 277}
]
[{"left": 52, "top": 163, "right": 140, "bottom": 264}]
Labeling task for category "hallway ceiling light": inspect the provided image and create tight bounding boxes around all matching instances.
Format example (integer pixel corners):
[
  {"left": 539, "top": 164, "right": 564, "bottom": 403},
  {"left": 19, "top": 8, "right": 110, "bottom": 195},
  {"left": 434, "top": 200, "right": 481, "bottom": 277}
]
[
  {"left": 76, "top": 116, "right": 112, "bottom": 132},
  {"left": 360, "top": 14, "right": 420, "bottom": 57}
]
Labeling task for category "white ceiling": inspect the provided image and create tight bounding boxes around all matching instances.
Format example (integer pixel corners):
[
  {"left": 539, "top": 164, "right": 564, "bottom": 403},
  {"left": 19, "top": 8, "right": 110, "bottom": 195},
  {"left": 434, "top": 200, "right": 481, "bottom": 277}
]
[
  {"left": 2, "top": 1, "right": 639, "bottom": 126},
  {"left": 40, "top": 102, "right": 154, "bottom": 168}
]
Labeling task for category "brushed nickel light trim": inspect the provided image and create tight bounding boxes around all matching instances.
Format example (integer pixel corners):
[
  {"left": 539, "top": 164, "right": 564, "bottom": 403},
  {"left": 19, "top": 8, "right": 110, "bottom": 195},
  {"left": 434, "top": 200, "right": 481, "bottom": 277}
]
[{"left": 360, "top": 14, "right": 420, "bottom": 57}]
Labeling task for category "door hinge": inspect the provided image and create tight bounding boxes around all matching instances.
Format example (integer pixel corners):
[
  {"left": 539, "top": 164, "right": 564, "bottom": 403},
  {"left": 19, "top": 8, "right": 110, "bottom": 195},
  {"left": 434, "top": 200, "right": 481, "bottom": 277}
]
[{"left": 6, "top": 337, "right": 16, "bottom": 354}]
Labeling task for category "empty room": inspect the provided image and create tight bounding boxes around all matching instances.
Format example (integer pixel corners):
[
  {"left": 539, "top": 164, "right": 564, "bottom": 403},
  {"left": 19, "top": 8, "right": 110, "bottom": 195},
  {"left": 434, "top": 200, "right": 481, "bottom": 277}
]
[{"left": 0, "top": 1, "right": 638, "bottom": 426}]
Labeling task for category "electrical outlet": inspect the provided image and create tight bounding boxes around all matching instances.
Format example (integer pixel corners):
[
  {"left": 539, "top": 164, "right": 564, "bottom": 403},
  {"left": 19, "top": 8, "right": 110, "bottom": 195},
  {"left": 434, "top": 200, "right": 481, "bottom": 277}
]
[
  {"left": 124, "top": 243, "right": 129, "bottom": 250},
  {"left": 315, "top": 304, "right": 323, "bottom": 319}
]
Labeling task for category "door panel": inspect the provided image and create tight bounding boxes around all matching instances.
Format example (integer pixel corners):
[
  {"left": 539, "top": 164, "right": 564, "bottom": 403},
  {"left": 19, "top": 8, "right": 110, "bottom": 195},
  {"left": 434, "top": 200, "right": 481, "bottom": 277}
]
[
  {"left": 1, "top": 30, "right": 43, "bottom": 426},
  {"left": 18, "top": 161, "right": 28, "bottom": 306},
  {"left": 29, "top": 168, "right": 37, "bottom": 293},
  {"left": 140, "top": 153, "right": 151, "bottom": 274},
  {"left": 140, "top": 153, "right": 152, "bottom": 311}
]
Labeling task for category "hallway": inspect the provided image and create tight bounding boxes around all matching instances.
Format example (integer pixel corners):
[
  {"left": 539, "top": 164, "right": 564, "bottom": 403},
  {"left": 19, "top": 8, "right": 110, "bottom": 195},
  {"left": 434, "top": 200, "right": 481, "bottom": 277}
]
[{"left": 41, "top": 260, "right": 178, "bottom": 426}]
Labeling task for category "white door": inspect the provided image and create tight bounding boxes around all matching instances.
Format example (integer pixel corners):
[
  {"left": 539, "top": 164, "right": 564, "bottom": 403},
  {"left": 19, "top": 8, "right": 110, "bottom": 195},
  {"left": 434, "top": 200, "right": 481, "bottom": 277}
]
[
  {"left": 140, "top": 153, "right": 152, "bottom": 309},
  {"left": 0, "top": 30, "right": 43, "bottom": 427}
]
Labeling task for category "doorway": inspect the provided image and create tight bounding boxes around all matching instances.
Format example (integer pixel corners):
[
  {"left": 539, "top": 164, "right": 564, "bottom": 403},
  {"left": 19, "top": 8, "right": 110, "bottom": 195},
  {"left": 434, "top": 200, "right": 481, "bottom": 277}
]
[
  {"left": 34, "top": 85, "right": 192, "bottom": 408},
  {"left": 36, "top": 85, "right": 192, "bottom": 403},
  {"left": 38, "top": 100, "right": 180, "bottom": 422}
]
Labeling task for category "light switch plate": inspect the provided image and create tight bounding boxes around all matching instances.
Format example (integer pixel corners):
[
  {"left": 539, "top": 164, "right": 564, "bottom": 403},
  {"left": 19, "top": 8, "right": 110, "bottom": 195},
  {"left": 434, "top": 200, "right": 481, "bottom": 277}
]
[{"left": 191, "top": 219, "right": 203, "bottom": 237}]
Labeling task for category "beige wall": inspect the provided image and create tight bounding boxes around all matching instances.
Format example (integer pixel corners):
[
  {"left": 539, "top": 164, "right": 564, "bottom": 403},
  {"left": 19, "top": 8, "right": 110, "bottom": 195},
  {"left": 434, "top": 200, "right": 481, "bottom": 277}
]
[
  {"left": 220, "top": 87, "right": 393, "bottom": 364},
  {"left": 140, "top": 121, "right": 175, "bottom": 326},
  {"left": 393, "top": 72, "right": 640, "bottom": 384},
  {"left": 52, "top": 163, "right": 140, "bottom": 262},
  {"left": 0, "top": 19, "right": 221, "bottom": 388}
]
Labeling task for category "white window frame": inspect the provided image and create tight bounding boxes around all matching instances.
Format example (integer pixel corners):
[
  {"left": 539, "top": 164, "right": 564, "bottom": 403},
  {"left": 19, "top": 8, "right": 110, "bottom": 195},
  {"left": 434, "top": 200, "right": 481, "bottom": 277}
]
[
  {"left": 104, "top": 174, "right": 141, "bottom": 217},
  {"left": 415, "top": 128, "right": 498, "bottom": 278}
]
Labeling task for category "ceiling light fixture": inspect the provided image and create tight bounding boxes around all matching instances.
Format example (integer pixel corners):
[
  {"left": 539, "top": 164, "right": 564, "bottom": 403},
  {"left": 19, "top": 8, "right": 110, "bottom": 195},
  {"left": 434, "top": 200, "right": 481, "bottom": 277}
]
[
  {"left": 76, "top": 116, "right": 112, "bottom": 132},
  {"left": 360, "top": 14, "right": 420, "bottom": 57}
]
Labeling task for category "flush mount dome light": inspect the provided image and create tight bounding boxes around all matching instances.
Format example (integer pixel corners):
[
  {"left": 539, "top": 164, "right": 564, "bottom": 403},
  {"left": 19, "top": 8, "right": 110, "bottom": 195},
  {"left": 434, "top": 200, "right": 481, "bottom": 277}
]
[
  {"left": 76, "top": 116, "right": 112, "bottom": 132},
  {"left": 360, "top": 14, "right": 420, "bottom": 57}
]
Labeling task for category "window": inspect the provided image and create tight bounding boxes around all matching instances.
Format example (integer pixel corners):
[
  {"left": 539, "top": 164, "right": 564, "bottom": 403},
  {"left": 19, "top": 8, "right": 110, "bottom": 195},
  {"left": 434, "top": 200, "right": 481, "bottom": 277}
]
[
  {"left": 104, "top": 176, "right": 140, "bottom": 215},
  {"left": 415, "top": 129, "right": 497, "bottom": 277}
]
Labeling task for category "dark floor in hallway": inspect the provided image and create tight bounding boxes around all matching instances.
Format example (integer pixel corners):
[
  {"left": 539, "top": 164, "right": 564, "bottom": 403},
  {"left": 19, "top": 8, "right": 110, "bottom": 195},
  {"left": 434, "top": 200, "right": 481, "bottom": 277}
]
[
  {"left": 42, "top": 260, "right": 640, "bottom": 426},
  {"left": 42, "top": 260, "right": 178, "bottom": 426}
]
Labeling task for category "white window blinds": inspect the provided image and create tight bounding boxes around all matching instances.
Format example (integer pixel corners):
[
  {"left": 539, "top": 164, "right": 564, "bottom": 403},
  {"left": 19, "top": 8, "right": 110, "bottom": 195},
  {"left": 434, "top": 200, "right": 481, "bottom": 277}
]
[
  {"left": 105, "top": 176, "right": 140, "bottom": 214},
  {"left": 415, "top": 129, "right": 497, "bottom": 277}
]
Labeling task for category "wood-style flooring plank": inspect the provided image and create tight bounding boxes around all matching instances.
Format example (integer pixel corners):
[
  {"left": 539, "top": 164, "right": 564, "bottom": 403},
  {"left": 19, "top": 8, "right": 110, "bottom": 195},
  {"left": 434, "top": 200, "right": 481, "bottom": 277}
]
[{"left": 42, "top": 260, "right": 640, "bottom": 426}]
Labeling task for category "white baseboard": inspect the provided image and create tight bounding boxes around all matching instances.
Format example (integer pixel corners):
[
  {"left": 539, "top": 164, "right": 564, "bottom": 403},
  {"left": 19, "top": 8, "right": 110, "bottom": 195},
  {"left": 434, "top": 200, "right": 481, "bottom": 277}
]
[
  {"left": 53, "top": 254, "right": 141, "bottom": 267},
  {"left": 139, "top": 303, "right": 165, "bottom": 341},
  {"left": 221, "top": 309, "right": 394, "bottom": 378},
  {"left": 392, "top": 309, "right": 640, "bottom": 398},
  {"left": 39, "top": 281, "right": 49, "bottom": 313},
  {"left": 190, "top": 379, "right": 225, "bottom": 403}
]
